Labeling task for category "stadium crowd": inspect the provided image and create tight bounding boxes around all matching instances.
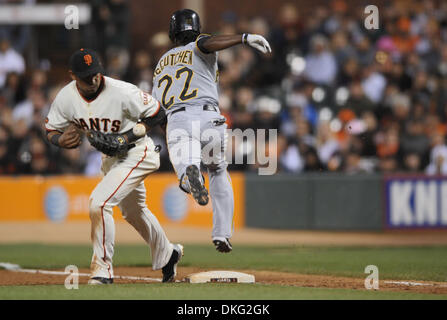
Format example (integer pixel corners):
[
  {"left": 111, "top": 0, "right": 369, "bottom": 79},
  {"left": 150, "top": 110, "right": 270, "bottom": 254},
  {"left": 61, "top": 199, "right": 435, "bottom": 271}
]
[{"left": 2, "top": 0, "right": 447, "bottom": 175}]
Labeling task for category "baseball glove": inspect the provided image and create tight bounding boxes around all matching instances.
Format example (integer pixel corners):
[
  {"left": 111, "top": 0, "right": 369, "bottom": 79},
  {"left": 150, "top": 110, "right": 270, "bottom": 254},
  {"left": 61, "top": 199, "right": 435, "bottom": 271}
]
[{"left": 86, "top": 130, "right": 132, "bottom": 157}]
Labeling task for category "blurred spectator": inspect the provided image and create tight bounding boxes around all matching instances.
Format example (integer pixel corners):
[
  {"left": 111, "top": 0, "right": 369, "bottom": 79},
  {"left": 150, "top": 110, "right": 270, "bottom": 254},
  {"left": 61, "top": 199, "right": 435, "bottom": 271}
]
[
  {"left": 331, "top": 31, "right": 355, "bottom": 67},
  {"left": 344, "top": 81, "right": 375, "bottom": 116},
  {"left": 426, "top": 134, "right": 447, "bottom": 175},
  {"left": 150, "top": 32, "right": 171, "bottom": 62},
  {"left": 344, "top": 149, "right": 374, "bottom": 174},
  {"left": 378, "top": 156, "right": 399, "bottom": 173},
  {"left": 12, "top": 90, "right": 48, "bottom": 130},
  {"left": 278, "top": 135, "right": 303, "bottom": 173},
  {"left": 399, "top": 120, "right": 430, "bottom": 162},
  {"left": 302, "top": 146, "right": 324, "bottom": 171},
  {"left": 316, "top": 121, "right": 339, "bottom": 165},
  {"left": 1, "top": 72, "right": 26, "bottom": 106},
  {"left": 361, "top": 64, "right": 387, "bottom": 104},
  {"left": 105, "top": 47, "right": 130, "bottom": 79},
  {"left": 0, "top": 125, "right": 14, "bottom": 174},
  {"left": 376, "top": 128, "right": 400, "bottom": 159},
  {"left": 0, "top": 36, "right": 25, "bottom": 88},
  {"left": 354, "top": 36, "right": 375, "bottom": 67},
  {"left": 127, "top": 50, "right": 153, "bottom": 91},
  {"left": 403, "top": 152, "right": 422, "bottom": 172},
  {"left": 93, "top": 0, "right": 131, "bottom": 56},
  {"left": 304, "top": 34, "right": 337, "bottom": 85},
  {"left": 2, "top": 0, "right": 447, "bottom": 176}
]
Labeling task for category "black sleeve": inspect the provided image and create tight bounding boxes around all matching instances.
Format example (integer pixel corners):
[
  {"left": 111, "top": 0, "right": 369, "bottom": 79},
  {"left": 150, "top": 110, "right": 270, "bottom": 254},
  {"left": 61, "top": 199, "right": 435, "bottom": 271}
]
[{"left": 141, "top": 107, "right": 167, "bottom": 128}]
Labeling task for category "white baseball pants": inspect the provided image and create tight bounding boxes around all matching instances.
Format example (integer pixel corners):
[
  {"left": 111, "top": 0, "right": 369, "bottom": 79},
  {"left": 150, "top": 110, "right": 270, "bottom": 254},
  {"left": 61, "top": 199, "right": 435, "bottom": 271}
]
[{"left": 89, "top": 137, "right": 173, "bottom": 279}]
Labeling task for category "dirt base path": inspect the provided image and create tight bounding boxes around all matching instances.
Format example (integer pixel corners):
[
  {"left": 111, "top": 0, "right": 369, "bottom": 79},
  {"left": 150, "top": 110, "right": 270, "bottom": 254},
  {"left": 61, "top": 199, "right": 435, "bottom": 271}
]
[
  {"left": 1, "top": 267, "right": 446, "bottom": 295},
  {"left": 1, "top": 222, "right": 447, "bottom": 246}
]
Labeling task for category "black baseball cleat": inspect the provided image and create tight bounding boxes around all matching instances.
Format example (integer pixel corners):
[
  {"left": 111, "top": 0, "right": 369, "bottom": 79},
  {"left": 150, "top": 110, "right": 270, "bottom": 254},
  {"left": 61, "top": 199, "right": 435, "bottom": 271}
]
[
  {"left": 186, "top": 165, "right": 209, "bottom": 206},
  {"left": 162, "top": 244, "right": 184, "bottom": 283},
  {"left": 88, "top": 277, "right": 114, "bottom": 285},
  {"left": 213, "top": 238, "right": 233, "bottom": 253}
]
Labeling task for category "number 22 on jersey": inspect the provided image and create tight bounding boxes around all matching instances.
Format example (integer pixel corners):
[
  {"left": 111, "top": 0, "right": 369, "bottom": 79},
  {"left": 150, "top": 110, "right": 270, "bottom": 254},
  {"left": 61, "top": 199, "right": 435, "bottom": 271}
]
[{"left": 158, "top": 66, "right": 198, "bottom": 108}]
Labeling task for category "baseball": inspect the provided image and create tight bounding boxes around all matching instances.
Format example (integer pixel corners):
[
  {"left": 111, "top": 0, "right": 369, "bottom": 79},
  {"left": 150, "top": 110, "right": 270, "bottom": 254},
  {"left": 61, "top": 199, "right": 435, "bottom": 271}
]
[{"left": 133, "top": 123, "right": 147, "bottom": 137}]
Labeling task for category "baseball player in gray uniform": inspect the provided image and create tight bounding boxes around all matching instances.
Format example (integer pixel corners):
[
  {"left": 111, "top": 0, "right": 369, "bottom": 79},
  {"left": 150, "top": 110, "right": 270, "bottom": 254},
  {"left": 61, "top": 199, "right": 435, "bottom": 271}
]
[{"left": 152, "top": 9, "right": 271, "bottom": 253}]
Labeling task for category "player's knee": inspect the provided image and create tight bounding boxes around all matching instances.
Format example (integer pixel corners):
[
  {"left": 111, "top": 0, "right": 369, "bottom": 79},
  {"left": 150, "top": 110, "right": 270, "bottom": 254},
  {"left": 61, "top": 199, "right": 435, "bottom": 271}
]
[
  {"left": 208, "top": 161, "right": 227, "bottom": 175},
  {"left": 89, "top": 198, "right": 103, "bottom": 219},
  {"left": 121, "top": 210, "right": 132, "bottom": 222}
]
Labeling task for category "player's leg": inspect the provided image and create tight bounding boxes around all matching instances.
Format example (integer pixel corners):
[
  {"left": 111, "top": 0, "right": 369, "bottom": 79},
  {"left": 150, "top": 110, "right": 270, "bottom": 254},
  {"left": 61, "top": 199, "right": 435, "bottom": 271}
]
[
  {"left": 207, "top": 163, "right": 234, "bottom": 252},
  {"left": 88, "top": 142, "right": 158, "bottom": 282},
  {"left": 202, "top": 115, "right": 234, "bottom": 252},
  {"left": 89, "top": 161, "right": 124, "bottom": 282},
  {"left": 119, "top": 182, "right": 176, "bottom": 270},
  {"left": 119, "top": 182, "right": 183, "bottom": 282},
  {"left": 166, "top": 113, "right": 207, "bottom": 204}
]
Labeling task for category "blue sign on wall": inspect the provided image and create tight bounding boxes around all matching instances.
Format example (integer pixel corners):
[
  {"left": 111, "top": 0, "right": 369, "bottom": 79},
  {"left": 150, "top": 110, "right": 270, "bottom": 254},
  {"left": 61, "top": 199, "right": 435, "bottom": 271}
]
[
  {"left": 385, "top": 176, "right": 447, "bottom": 228},
  {"left": 44, "top": 186, "right": 69, "bottom": 223}
]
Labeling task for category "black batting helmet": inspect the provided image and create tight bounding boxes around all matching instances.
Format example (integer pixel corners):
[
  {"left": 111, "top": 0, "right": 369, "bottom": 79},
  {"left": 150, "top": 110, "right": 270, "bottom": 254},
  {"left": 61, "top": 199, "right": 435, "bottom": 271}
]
[{"left": 169, "top": 9, "right": 201, "bottom": 43}]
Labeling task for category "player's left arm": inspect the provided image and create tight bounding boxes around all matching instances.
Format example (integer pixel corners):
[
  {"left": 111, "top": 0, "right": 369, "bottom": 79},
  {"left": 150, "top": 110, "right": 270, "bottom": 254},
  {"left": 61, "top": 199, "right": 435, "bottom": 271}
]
[
  {"left": 197, "top": 33, "right": 272, "bottom": 54},
  {"left": 123, "top": 87, "right": 166, "bottom": 143}
]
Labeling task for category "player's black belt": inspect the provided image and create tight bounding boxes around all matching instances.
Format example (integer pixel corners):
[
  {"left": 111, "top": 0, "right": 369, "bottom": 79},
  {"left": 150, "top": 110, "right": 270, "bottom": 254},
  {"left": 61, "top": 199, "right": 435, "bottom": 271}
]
[{"left": 170, "top": 104, "right": 218, "bottom": 116}]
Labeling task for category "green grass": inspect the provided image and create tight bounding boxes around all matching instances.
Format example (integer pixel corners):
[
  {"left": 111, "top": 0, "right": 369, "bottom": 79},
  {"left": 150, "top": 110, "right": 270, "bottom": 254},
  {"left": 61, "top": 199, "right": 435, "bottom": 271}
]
[
  {"left": 1, "top": 283, "right": 446, "bottom": 300},
  {"left": 1, "top": 244, "right": 446, "bottom": 281},
  {"left": 1, "top": 244, "right": 447, "bottom": 299}
]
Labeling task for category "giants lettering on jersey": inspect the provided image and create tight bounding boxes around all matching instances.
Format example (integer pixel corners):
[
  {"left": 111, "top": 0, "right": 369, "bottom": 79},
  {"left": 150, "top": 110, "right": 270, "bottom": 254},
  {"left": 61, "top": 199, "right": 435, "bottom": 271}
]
[{"left": 74, "top": 118, "right": 121, "bottom": 132}]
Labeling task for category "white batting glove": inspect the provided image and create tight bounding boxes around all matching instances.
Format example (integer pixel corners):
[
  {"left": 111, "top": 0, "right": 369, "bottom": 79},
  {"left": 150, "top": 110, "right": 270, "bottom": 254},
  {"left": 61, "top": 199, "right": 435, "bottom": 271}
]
[{"left": 243, "top": 33, "right": 272, "bottom": 54}]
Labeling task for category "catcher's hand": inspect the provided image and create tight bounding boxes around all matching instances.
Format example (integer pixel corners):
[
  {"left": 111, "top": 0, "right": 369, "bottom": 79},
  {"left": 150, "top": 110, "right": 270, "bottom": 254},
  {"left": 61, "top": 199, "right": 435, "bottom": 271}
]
[
  {"left": 245, "top": 34, "right": 272, "bottom": 54},
  {"left": 86, "top": 130, "right": 131, "bottom": 157}
]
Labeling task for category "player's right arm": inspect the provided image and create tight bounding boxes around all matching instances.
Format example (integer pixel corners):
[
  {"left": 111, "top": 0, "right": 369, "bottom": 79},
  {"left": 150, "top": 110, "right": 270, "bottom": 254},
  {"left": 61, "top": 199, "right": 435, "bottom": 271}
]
[
  {"left": 47, "top": 125, "right": 81, "bottom": 149},
  {"left": 45, "top": 91, "right": 82, "bottom": 149},
  {"left": 197, "top": 33, "right": 271, "bottom": 54}
]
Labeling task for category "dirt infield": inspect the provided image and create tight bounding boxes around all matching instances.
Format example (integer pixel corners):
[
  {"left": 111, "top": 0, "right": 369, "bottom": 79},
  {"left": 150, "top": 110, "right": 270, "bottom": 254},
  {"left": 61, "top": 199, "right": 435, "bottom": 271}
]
[
  {"left": 1, "top": 267, "right": 447, "bottom": 295},
  {"left": 1, "top": 221, "right": 447, "bottom": 246},
  {"left": 1, "top": 222, "right": 447, "bottom": 296}
]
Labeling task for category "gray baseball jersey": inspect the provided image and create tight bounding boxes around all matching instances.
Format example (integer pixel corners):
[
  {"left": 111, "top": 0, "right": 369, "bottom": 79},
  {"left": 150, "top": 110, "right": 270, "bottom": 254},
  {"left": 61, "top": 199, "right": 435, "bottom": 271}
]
[
  {"left": 152, "top": 35, "right": 219, "bottom": 113},
  {"left": 152, "top": 35, "right": 234, "bottom": 242}
]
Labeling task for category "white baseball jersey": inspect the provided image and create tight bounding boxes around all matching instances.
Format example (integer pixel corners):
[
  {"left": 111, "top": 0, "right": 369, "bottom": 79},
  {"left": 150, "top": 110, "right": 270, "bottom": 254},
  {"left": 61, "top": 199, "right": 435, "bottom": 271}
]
[
  {"left": 45, "top": 75, "right": 160, "bottom": 136},
  {"left": 45, "top": 75, "right": 175, "bottom": 280}
]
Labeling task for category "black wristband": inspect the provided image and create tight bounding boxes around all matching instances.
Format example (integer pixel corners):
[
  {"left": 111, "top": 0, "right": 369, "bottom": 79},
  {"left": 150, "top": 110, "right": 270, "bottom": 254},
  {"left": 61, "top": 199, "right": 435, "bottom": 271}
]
[
  {"left": 242, "top": 33, "right": 248, "bottom": 44},
  {"left": 124, "top": 129, "right": 138, "bottom": 144},
  {"left": 50, "top": 133, "right": 61, "bottom": 147}
]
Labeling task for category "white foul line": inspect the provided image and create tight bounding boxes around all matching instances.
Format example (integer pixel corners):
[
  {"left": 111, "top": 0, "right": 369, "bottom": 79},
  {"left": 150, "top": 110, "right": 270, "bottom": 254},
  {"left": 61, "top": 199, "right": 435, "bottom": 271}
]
[
  {"left": 0, "top": 262, "right": 166, "bottom": 283},
  {"left": 384, "top": 280, "right": 447, "bottom": 288}
]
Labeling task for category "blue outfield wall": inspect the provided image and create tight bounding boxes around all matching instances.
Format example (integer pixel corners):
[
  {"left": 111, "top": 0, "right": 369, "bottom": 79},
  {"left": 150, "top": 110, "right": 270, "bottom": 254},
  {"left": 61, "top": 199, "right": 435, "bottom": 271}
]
[{"left": 244, "top": 173, "right": 447, "bottom": 230}]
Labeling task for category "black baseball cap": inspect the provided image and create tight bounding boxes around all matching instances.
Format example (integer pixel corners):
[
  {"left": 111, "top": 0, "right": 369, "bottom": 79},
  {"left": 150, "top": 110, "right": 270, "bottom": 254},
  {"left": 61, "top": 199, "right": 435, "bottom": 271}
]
[{"left": 69, "top": 48, "right": 104, "bottom": 78}]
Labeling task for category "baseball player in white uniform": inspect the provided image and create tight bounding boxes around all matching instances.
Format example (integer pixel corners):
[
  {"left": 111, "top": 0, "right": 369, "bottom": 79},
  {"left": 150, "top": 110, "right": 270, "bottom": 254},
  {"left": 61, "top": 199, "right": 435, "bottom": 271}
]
[
  {"left": 152, "top": 9, "right": 271, "bottom": 253},
  {"left": 45, "top": 48, "right": 183, "bottom": 284}
]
